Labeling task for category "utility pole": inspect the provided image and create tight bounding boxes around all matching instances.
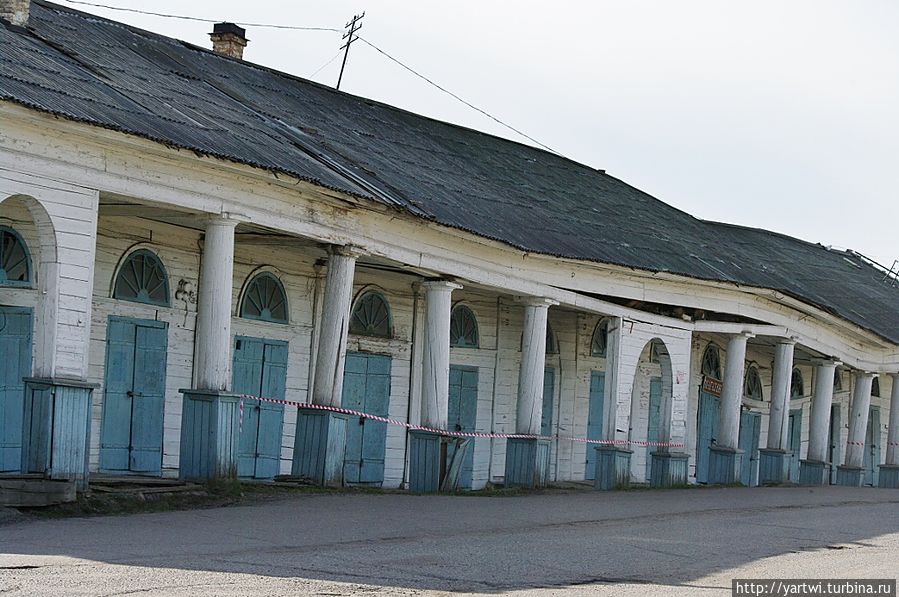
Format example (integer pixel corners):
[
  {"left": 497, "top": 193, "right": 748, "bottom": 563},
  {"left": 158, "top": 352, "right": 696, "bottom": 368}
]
[{"left": 336, "top": 12, "right": 364, "bottom": 90}]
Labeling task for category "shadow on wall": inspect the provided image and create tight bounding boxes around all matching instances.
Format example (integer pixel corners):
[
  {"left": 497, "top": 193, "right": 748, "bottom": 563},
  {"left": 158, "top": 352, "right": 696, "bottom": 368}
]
[{"left": 3, "top": 487, "right": 899, "bottom": 593}]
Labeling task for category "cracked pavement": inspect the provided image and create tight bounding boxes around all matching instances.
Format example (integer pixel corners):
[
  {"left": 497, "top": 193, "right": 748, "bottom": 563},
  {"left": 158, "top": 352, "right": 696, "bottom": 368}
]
[{"left": 1, "top": 486, "right": 898, "bottom": 595}]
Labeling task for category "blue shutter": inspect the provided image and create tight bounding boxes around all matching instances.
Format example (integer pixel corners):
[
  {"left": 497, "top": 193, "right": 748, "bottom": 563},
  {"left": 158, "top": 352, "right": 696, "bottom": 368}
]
[
  {"left": 100, "top": 318, "right": 137, "bottom": 472},
  {"left": 129, "top": 322, "right": 167, "bottom": 473},
  {"left": 584, "top": 371, "right": 604, "bottom": 481},
  {"left": 696, "top": 391, "right": 720, "bottom": 483},
  {"left": 448, "top": 365, "right": 478, "bottom": 488},
  {"left": 646, "top": 377, "right": 662, "bottom": 481},
  {"left": 541, "top": 368, "right": 555, "bottom": 437},
  {"left": 341, "top": 352, "right": 391, "bottom": 485},
  {"left": 0, "top": 307, "right": 32, "bottom": 472}
]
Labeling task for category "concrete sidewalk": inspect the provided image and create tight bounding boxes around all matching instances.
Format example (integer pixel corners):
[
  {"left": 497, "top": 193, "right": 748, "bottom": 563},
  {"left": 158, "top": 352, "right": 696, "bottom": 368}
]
[{"left": 1, "top": 486, "right": 898, "bottom": 595}]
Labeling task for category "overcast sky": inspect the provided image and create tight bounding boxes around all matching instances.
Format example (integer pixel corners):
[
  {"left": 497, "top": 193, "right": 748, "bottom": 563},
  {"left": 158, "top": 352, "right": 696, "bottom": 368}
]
[{"left": 57, "top": 0, "right": 899, "bottom": 266}]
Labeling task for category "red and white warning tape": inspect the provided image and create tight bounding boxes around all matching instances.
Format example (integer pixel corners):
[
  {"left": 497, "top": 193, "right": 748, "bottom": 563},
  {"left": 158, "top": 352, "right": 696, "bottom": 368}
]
[{"left": 236, "top": 394, "right": 685, "bottom": 448}]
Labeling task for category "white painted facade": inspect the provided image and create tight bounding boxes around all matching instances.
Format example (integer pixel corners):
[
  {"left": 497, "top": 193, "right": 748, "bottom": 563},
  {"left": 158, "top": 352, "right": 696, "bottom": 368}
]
[{"left": 2, "top": 96, "right": 898, "bottom": 489}]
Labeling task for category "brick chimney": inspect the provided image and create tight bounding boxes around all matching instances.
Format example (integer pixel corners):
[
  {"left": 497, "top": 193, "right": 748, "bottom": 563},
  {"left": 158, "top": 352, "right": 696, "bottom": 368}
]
[
  {"left": 209, "top": 22, "right": 248, "bottom": 60},
  {"left": 0, "top": 0, "right": 29, "bottom": 26}
]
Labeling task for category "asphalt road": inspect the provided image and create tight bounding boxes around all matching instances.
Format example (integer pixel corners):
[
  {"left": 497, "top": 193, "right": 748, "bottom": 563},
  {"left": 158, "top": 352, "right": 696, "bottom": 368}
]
[{"left": 1, "top": 486, "right": 898, "bottom": 596}]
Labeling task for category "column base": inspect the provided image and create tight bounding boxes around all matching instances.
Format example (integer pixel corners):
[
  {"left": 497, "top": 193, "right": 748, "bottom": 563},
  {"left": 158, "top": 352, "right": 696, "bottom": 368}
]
[
  {"left": 179, "top": 389, "right": 241, "bottom": 481},
  {"left": 798, "top": 459, "right": 831, "bottom": 486},
  {"left": 594, "top": 446, "right": 633, "bottom": 491},
  {"left": 649, "top": 451, "right": 689, "bottom": 488},
  {"left": 835, "top": 465, "right": 865, "bottom": 487},
  {"left": 504, "top": 437, "right": 550, "bottom": 488},
  {"left": 291, "top": 407, "right": 349, "bottom": 487},
  {"left": 408, "top": 430, "right": 445, "bottom": 493},
  {"left": 708, "top": 446, "right": 742, "bottom": 485},
  {"left": 21, "top": 378, "right": 97, "bottom": 491},
  {"left": 877, "top": 465, "right": 899, "bottom": 488},
  {"left": 758, "top": 448, "right": 788, "bottom": 485}
]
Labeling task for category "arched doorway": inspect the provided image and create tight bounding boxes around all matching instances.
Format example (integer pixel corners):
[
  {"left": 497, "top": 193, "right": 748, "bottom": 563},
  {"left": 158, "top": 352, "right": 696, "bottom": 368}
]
[{"left": 628, "top": 338, "right": 674, "bottom": 483}]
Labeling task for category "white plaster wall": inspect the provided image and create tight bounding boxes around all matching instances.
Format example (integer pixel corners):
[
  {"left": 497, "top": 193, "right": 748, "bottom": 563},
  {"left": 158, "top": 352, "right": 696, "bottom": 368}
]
[
  {"left": 1, "top": 173, "right": 99, "bottom": 380},
  {"left": 447, "top": 290, "right": 498, "bottom": 490},
  {"left": 615, "top": 320, "right": 692, "bottom": 481}
]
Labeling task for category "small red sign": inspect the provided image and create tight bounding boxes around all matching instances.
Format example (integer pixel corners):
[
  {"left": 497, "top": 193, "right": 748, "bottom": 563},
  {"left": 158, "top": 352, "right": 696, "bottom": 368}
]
[{"left": 702, "top": 376, "right": 723, "bottom": 397}]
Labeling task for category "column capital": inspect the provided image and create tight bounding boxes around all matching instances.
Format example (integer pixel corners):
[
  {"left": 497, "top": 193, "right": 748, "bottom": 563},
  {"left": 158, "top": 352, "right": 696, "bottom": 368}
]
[
  {"left": 733, "top": 330, "right": 756, "bottom": 339},
  {"left": 326, "top": 243, "right": 364, "bottom": 258},
  {"left": 516, "top": 296, "right": 559, "bottom": 308},
  {"left": 811, "top": 358, "right": 842, "bottom": 368},
  {"left": 888, "top": 372, "right": 899, "bottom": 380},
  {"left": 420, "top": 279, "right": 463, "bottom": 292},
  {"left": 203, "top": 212, "right": 246, "bottom": 227},
  {"left": 776, "top": 336, "right": 799, "bottom": 346},
  {"left": 854, "top": 370, "right": 877, "bottom": 379}
]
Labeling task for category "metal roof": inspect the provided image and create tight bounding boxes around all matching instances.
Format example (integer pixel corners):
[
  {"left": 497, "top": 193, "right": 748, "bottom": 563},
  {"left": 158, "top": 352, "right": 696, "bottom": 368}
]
[{"left": 2, "top": 1, "right": 897, "bottom": 344}]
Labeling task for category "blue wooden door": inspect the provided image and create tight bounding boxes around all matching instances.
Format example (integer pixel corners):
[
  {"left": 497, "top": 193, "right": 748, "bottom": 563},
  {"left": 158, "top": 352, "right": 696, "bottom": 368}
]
[
  {"left": 232, "top": 336, "right": 287, "bottom": 479},
  {"left": 696, "top": 391, "right": 719, "bottom": 483},
  {"left": 100, "top": 317, "right": 168, "bottom": 474},
  {"left": 541, "top": 367, "right": 555, "bottom": 436},
  {"left": 645, "top": 377, "right": 662, "bottom": 481},
  {"left": 864, "top": 406, "right": 880, "bottom": 486},
  {"left": 342, "top": 352, "right": 391, "bottom": 484},
  {"left": 0, "top": 306, "right": 32, "bottom": 472},
  {"left": 585, "top": 371, "right": 605, "bottom": 481},
  {"left": 738, "top": 411, "right": 761, "bottom": 486},
  {"left": 828, "top": 405, "right": 840, "bottom": 485},
  {"left": 447, "top": 365, "right": 478, "bottom": 488},
  {"left": 787, "top": 408, "right": 802, "bottom": 482}
]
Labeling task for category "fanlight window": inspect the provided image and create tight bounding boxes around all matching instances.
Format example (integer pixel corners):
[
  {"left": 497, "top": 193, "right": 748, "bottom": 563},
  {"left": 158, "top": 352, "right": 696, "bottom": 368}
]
[
  {"left": 872, "top": 377, "right": 880, "bottom": 397},
  {"left": 744, "top": 366, "right": 764, "bottom": 400},
  {"left": 701, "top": 345, "right": 721, "bottom": 379},
  {"left": 450, "top": 305, "right": 479, "bottom": 348},
  {"left": 240, "top": 272, "right": 288, "bottom": 324},
  {"left": 790, "top": 368, "right": 804, "bottom": 399},
  {"left": 0, "top": 226, "right": 31, "bottom": 286},
  {"left": 545, "top": 322, "right": 559, "bottom": 355},
  {"left": 113, "top": 249, "right": 170, "bottom": 306},
  {"left": 591, "top": 320, "right": 608, "bottom": 357},
  {"left": 349, "top": 291, "right": 392, "bottom": 338}
]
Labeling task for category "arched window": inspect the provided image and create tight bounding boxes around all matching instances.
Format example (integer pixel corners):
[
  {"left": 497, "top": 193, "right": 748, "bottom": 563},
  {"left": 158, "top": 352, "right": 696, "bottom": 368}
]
[
  {"left": 113, "top": 249, "right": 170, "bottom": 306},
  {"left": 240, "top": 272, "right": 288, "bottom": 324},
  {"left": 744, "top": 366, "right": 764, "bottom": 400},
  {"left": 349, "top": 291, "right": 392, "bottom": 338},
  {"left": 790, "top": 368, "right": 804, "bottom": 399},
  {"left": 450, "top": 305, "right": 479, "bottom": 348},
  {"left": 872, "top": 377, "right": 881, "bottom": 397},
  {"left": 701, "top": 344, "right": 721, "bottom": 379},
  {"left": 0, "top": 226, "right": 31, "bottom": 287},
  {"left": 591, "top": 320, "right": 608, "bottom": 357},
  {"left": 545, "top": 322, "right": 559, "bottom": 355}
]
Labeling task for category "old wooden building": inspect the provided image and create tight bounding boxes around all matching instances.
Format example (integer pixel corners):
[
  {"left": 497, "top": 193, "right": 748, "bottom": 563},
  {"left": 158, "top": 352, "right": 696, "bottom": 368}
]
[{"left": 1, "top": 0, "right": 898, "bottom": 494}]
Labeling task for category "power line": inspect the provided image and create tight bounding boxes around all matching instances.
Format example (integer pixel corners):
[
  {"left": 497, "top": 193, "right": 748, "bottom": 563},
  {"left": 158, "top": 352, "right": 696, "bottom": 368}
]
[
  {"left": 58, "top": 0, "right": 562, "bottom": 156},
  {"left": 356, "top": 36, "right": 560, "bottom": 156},
  {"left": 58, "top": 0, "right": 341, "bottom": 31},
  {"left": 309, "top": 50, "right": 343, "bottom": 79}
]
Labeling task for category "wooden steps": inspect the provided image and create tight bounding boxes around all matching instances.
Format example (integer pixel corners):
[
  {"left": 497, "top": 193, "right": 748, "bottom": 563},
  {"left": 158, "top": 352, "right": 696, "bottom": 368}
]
[{"left": 0, "top": 476, "right": 77, "bottom": 507}]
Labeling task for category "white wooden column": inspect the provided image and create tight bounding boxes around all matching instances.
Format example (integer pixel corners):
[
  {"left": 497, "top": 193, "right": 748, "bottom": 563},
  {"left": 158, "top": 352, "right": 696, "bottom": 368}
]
[
  {"left": 717, "top": 332, "right": 752, "bottom": 449},
  {"left": 311, "top": 245, "right": 360, "bottom": 408},
  {"left": 807, "top": 360, "right": 839, "bottom": 462},
  {"left": 194, "top": 216, "right": 238, "bottom": 391},
  {"left": 516, "top": 298, "right": 557, "bottom": 435},
  {"left": 419, "top": 280, "right": 461, "bottom": 429},
  {"left": 844, "top": 372, "right": 875, "bottom": 468},
  {"left": 887, "top": 374, "right": 899, "bottom": 466},
  {"left": 602, "top": 316, "right": 623, "bottom": 442},
  {"left": 767, "top": 339, "right": 795, "bottom": 450}
]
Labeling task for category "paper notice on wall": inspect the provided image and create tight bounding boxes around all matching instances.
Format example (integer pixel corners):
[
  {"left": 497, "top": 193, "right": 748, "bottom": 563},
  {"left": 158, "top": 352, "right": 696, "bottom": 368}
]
[{"left": 676, "top": 371, "right": 686, "bottom": 384}]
